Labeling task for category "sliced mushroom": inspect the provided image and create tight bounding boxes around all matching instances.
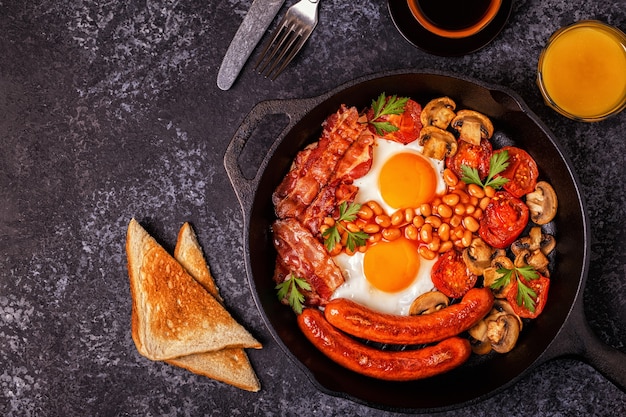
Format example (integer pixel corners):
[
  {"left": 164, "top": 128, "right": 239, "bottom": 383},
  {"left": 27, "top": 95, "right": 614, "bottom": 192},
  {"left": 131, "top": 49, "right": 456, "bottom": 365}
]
[
  {"left": 451, "top": 110, "right": 494, "bottom": 146},
  {"left": 419, "top": 126, "right": 458, "bottom": 160},
  {"left": 483, "top": 256, "right": 515, "bottom": 298},
  {"left": 511, "top": 227, "right": 556, "bottom": 256},
  {"left": 492, "top": 299, "right": 523, "bottom": 330},
  {"left": 468, "top": 320, "right": 492, "bottom": 355},
  {"left": 485, "top": 313, "right": 520, "bottom": 353},
  {"left": 462, "top": 237, "right": 495, "bottom": 275},
  {"left": 420, "top": 97, "right": 457, "bottom": 129},
  {"left": 409, "top": 291, "right": 450, "bottom": 315},
  {"left": 526, "top": 181, "right": 558, "bottom": 224},
  {"left": 514, "top": 248, "right": 550, "bottom": 276}
]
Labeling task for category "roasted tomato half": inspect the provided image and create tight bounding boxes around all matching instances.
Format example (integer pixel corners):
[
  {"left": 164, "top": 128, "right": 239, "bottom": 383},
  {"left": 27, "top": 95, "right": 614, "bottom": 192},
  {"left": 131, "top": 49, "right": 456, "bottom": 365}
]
[
  {"left": 495, "top": 146, "right": 539, "bottom": 198},
  {"left": 506, "top": 274, "right": 550, "bottom": 319},
  {"left": 431, "top": 250, "right": 477, "bottom": 298},
  {"left": 479, "top": 191, "right": 529, "bottom": 249},
  {"left": 367, "top": 99, "right": 423, "bottom": 144},
  {"left": 446, "top": 137, "right": 493, "bottom": 180}
]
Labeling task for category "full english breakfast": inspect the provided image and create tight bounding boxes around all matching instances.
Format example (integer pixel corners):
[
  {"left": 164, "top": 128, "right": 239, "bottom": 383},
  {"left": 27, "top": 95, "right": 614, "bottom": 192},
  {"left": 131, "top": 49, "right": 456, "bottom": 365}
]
[{"left": 271, "top": 93, "right": 558, "bottom": 380}]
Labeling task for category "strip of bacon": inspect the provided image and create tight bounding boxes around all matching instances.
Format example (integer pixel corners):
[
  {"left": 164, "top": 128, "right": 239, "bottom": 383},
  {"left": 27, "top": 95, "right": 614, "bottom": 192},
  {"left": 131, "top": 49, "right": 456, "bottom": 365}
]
[
  {"left": 299, "top": 180, "right": 358, "bottom": 236},
  {"left": 272, "top": 105, "right": 365, "bottom": 219},
  {"left": 272, "top": 218, "right": 345, "bottom": 305}
]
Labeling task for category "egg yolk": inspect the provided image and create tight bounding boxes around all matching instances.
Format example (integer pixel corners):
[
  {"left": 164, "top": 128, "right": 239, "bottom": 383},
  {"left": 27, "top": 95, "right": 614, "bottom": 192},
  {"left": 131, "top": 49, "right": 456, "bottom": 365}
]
[
  {"left": 378, "top": 152, "right": 437, "bottom": 209},
  {"left": 363, "top": 237, "right": 420, "bottom": 292}
]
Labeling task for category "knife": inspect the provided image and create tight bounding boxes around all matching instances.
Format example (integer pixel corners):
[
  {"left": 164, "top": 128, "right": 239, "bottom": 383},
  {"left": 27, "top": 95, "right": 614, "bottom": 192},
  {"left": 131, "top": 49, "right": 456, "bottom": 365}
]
[{"left": 217, "top": 0, "right": 285, "bottom": 90}]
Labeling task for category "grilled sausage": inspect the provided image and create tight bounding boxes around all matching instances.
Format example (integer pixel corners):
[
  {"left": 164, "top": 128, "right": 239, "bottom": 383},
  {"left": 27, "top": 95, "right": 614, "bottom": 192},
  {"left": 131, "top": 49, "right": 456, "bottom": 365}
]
[
  {"left": 298, "top": 308, "right": 471, "bottom": 381},
  {"left": 324, "top": 287, "right": 494, "bottom": 345}
]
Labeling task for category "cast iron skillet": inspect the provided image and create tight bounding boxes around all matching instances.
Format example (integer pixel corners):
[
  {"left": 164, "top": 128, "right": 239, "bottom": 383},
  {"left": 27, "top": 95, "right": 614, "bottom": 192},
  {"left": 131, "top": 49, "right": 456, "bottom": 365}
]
[{"left": 224, "top": 70, "right": 626, "bottom": 412}]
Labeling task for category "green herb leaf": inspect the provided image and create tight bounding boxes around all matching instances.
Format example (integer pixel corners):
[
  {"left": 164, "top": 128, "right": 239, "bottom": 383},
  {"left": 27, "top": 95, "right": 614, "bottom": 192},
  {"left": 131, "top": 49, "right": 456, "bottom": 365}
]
[
  {"left": 367, "top": 93, "right": 409, "bottom": 136},
  {"left": 275, "top": 273, "right": 311, "bottom": 314},
  {"left": 322, "top": 202, "right": 370, "bottom": 252},
  {"left": 490, "top": 264, "right": 540, "bottom": 312},
  {"left": 461, "top": 149, "right": 510, "bottom": 190}
]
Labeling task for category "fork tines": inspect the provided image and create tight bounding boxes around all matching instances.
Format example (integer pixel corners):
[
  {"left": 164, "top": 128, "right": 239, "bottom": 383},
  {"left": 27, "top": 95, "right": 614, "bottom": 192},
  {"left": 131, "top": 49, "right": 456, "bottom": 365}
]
[
  {"left": 254, "top": 0, "right": 319, "bottom": 80},
  {"left": 255, "top": 21, "right": 305, "bottom": 80}
]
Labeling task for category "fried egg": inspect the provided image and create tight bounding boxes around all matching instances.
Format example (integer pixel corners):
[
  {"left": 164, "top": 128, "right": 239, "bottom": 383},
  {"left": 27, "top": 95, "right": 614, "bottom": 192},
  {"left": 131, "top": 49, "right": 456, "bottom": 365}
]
[
  {"left": 353, "top": 137, "right": 446, "bottom": 214},
  {"left": 330, "top": 137, "right": 446, "bottom": 315}
]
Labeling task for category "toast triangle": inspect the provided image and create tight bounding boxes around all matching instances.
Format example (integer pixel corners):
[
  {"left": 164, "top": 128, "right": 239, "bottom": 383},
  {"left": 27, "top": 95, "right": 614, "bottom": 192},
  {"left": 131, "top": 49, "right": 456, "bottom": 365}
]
[
  {"left": 167, "top": 222, "right": 260, "bottom": 392},
  {"left": 127, "top": 218, "right": 261, "bottom": 361}
]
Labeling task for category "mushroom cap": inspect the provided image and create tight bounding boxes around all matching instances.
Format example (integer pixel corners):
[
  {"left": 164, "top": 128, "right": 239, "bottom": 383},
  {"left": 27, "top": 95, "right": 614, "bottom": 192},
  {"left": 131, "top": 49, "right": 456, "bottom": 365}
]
[
  {"left": 486, "top": 313, "right": 521, "bottom": 353},
  {"left": 409, "top": 291, "right": 450, "bottom": 315},
  {"left": 418, "top": 126, "right": 458, "bottom": 160},
  {"left": 526, "top": 181, "right": 558, "bottom": 225},
  {"left": 462, "top": 237, "right": 495, "bottom": 275},
  {"left": 451, "top": 109, "right": 494, "bottom": 146},
  {"left": 420, "top": 97, "right": 457, "bottom": 129}
]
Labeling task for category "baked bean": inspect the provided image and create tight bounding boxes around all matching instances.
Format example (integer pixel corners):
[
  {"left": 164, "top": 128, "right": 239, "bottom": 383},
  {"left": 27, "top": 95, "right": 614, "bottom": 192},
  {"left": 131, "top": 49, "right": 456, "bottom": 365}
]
[
  {"left": 382, "top": 228, "right": 401, "bottom": 241},
  {"left": 443, "top": 168, "right": 459, "bottom": 186},
  {"left": 420, "top": 203, "right": 432, "bottom": 217},
  {"left": 438, "top": 223, "right": 451, "bottom": 241},
  {"left": 468, "top": 183, "right": 486, "bottom": 199},
  {"left": 391, "top": 210, "right": 405, "bottom": 226},
  {"left": 358, "top": 244, "right": 368, "bottom": 253},
  {"left": 437, "top": 204, "right": 453, "bottom": 218},
  {"left": 367, "top": 200, "right": 384, "bottom": 216},
  {"left": 465, "top": 204, "right": 475, "bottom": 215},
  {"left": 455, "top": 190, "right": 471, "bottom": 204},
  {"left": 470, "top": 196, "right": 479, "bottom": 207},
  {"left": 427, "top": 236, "right": 441, "bottom": 252},
  {"left": 341, "top": 231, "right": 349, "bottom": 246},
  {"left": 450, "top": 214, "right": 463, "bottom": 228},
  {"left": 404, "top": 208, "right": 415, "bottom": 224},
  {"left": 330, "top": 244, "right": 342, "bottom": 256},
  {"left": 363, "top": 223, "right": 381, "bottom": 234},
  {"left": 404, "top": 224, "right": 419, "bottom": 240},
  {"left": 439, "top": 241, "right": 454, "bottom": 253},
  {"left": 442, "top": 193, "right": 460, "bottom": 207},
  {"left": 375, "top": 214, "right": 391, "bottom": 228},
  {"left": 454, "top": 203, "right": 466, "bottom": 216},
  {"left": 472, "top": 208, "right": 483, "bottom": 220},
  {"left": 412, "top": 215, "right": 425, "bottom": 228},
  {"left": 346, "top": 222, "right": 360, "bottom": 233},
  {"left": 420, "top": 224, "right": 434, "bottom": 243},
  {"left": 320, "top": 224, "right": 330, "bottom": 234},
  {"left": 425, "top": 215, "right": 442, "bottom": 229},
  {"left": 461, "top": 230, "right": 473, "bottom": 247},
  {"left": 463, "top": 216, "right": 480, "bottom": 232},
  {"left": 479, "top": 197, "right": 491, "bottom": 211},
  {"left": 324, "top": 217, "right": 335, "bottom": 227},
  {"left": 358, "top": 205, "right": 374, "bottom": 220},
  {"left": 453, "top": 226, "right": 465, "bottom": 240},
  {"left": 368, "top": 232, "right": 382, "bottom": 244},
  {"left": 484, "top": 185, "right": 496, "bottom": 198},
  {"left": 419, "top": 246, "right": 437, "bottom": 260}
]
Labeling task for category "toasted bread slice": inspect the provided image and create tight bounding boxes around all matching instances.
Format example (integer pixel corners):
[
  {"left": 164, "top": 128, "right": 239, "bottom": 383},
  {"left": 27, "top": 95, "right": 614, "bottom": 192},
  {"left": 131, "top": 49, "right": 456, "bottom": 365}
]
[
  {"left": 166, "top": 349, "right": 260, "bottom": 392},
  {"left": 168, "top": 222, "right": 260, "bottom": 392},
  {"left": 174, "top": 222, "right": 223, "bottom": 303},
  {"left": 127, "top": 218, "right": 261, "bottom": 361}
]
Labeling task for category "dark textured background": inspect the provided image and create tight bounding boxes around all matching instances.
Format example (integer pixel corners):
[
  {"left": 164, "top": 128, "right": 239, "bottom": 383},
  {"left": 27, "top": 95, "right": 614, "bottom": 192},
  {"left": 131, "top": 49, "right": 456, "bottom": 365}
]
[{"left": 1, "top": 0, "right": 624, "bottom": 415}]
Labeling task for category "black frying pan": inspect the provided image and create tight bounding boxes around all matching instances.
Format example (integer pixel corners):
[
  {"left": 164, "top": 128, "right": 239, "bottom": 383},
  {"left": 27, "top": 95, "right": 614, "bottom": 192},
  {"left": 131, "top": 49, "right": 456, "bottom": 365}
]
[{"left": 224, "top": 70, "right": 626, "bottom": 412}]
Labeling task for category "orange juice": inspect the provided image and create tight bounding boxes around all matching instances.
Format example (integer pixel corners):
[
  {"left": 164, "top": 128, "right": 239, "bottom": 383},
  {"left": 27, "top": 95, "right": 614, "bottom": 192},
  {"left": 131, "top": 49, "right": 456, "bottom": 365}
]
[{"left": 537, "top": 21, "right": 626, "bottom": 121}]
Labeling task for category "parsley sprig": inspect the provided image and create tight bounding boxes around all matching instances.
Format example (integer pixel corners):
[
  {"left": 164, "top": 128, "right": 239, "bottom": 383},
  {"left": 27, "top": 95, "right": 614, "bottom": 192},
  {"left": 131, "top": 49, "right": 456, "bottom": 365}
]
[
  {"left": 490, "top": 265, "right": 540, "bottom": 312},
  {"left": 367, "top": 93, "right": 409, "bottom": 135},
  {"left": 461, "top": 150, "right": 510, "bottom": 190},
  {"left": 322, "top": 201, "right": 370, "bottom": 252},
  {"left": 275, "top": 273, "right": 311, "bottom": 314}
]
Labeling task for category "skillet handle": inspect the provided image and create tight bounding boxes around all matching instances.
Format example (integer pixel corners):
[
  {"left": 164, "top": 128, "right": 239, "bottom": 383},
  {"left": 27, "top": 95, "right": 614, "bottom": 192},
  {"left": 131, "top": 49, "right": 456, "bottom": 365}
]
[
  {"left": 224, "top": 96, "right": 321, "bottom": 217},
  {"left": 545, "top": 297, "right": 626, "bottom": 391}
]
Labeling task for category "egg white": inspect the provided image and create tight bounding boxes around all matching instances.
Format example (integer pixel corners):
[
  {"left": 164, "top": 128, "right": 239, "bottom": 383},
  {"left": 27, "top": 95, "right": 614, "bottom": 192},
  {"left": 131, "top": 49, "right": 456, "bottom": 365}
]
[
  {"left": 331, "top": 251, "right": 437, "bottom": 315},
  {"left": 353, "top": 137, "right": 446, "bottom": 215},
  {"left": 330, "top": 137, "right": 448, "bottom": 316}
]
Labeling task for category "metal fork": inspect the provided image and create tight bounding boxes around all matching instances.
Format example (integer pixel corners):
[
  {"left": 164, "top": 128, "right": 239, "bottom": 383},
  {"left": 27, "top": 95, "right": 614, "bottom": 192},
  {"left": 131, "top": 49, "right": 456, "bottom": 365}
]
[{"left": 255, "top": 0, "right": 320, "bottom": 80}]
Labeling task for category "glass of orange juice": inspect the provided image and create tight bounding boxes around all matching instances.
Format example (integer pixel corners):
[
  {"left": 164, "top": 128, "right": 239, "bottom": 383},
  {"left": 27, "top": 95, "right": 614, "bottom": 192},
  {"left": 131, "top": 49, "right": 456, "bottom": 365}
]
[{"left": 537, "top": 20, "right": 626, "bottom": 122}]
